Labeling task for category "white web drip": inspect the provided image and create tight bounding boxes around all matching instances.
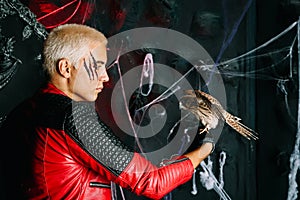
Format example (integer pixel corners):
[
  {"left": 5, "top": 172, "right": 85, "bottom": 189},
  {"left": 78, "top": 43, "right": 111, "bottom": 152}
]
[{"left": 199, "top": 153, "right": 231, "bottom": 200}]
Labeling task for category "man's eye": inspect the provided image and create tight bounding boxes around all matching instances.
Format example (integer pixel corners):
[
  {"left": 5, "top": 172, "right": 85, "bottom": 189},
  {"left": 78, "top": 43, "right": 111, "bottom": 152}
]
[{"left": 95, "top": 65, "right": 102, "bottom": 70}]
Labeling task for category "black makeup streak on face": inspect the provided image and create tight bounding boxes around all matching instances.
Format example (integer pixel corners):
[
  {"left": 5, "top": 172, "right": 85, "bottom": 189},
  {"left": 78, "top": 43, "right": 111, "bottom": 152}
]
[
  {"left": 90, "top": 52, "right": 99, "bottom": 79},
  {"left": 88, "top": 61, "right": 95, "bottom": 80},
  {"left": 83, "top": 52, "right": 100, "bottom": 81},
  {"left": 83, "top": 58, "right": 93, "bottom": 80}
]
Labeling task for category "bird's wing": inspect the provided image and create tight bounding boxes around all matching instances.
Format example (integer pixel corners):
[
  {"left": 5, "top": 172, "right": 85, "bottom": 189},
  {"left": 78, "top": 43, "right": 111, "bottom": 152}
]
[
  {"left": 181, "top": 90, "right": 217, "bottom": 129},
  {"left": 194, "top": 90, "right": 225, "bottom": 121}
]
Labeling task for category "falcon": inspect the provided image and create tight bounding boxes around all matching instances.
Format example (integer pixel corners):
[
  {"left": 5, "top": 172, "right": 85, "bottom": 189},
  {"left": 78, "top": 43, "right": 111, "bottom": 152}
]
[{"left": 179, "top": 90, "right": 258, "bottom": 140}]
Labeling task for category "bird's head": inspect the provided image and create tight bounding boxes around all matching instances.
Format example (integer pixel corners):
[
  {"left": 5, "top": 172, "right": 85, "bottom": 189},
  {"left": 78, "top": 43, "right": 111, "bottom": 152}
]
[{"left": 179, "top": 90, "right": 199, "bottom": 111}]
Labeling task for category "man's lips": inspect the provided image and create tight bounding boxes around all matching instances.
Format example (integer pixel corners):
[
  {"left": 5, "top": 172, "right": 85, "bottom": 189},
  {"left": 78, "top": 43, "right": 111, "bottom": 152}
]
[{"left": 96, "top": 87, "right": 103, "bottom": 92}]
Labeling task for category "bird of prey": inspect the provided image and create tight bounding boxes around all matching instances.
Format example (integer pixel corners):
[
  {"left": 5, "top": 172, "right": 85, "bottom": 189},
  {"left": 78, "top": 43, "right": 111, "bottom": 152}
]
[{"left": 179, "top": 90, "right": 258, "bottom": 140}]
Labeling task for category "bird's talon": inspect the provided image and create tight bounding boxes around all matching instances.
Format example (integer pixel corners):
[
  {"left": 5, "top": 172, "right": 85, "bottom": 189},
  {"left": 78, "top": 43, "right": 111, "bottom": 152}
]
[{"left": 198, "top": 127, "right": 208, "bottom": 134}]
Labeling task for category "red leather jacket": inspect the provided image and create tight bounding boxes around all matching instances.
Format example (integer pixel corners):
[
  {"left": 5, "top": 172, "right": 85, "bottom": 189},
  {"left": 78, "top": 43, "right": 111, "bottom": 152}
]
[{"left": 3, "top": 84, "right": 194, "bottom": 200}]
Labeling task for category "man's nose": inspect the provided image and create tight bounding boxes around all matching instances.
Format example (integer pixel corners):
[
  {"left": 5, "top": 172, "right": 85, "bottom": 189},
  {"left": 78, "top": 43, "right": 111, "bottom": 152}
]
[{"left": 99, "top": 70, "right": 109, "bottom": 82}]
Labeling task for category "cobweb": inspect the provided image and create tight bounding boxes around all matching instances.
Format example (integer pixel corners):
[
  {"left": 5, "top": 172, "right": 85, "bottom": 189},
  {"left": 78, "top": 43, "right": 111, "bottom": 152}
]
[{"left": 106, "top": 19, "right": 300, "bottom": 200}]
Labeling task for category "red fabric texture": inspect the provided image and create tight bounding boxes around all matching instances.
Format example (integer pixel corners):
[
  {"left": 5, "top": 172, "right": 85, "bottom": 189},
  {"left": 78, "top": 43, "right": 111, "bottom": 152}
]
[{"left": 28, "top": 0, "right": 95, "bottom": 29}]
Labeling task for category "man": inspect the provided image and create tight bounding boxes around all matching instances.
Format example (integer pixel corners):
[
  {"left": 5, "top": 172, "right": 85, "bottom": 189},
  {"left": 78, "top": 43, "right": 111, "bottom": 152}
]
[{"left": 1, "top": 24, "right": 214, "bottom": 200}]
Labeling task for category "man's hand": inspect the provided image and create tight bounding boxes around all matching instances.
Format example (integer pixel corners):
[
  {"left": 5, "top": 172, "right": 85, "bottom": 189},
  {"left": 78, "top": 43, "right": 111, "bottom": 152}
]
[{"left": 200, "top": 132, "right": 216, "bottom": 154}]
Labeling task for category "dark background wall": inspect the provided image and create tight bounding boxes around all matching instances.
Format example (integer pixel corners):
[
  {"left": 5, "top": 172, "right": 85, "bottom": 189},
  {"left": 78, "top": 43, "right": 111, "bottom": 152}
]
[
  {"left": 0, "top": 0, "right": 299, "bottom": 199},
  {"left": 256, "top": 1, "right": 299, "bottom": 200}
]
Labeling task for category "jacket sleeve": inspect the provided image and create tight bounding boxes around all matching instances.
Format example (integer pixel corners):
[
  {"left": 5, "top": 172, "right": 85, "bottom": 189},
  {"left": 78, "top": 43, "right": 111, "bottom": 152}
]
[
  {"left": 115, "top": 153, "right": 194, "bottom": 199},
  {"left": 64, "top": 102, "right": 194, "bottom": 199}
]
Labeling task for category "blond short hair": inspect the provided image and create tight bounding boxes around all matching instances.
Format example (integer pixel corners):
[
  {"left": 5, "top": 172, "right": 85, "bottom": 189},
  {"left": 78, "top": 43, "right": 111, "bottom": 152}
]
[{"left": 43, "top": 24, "right": 107, "bottom": 77}]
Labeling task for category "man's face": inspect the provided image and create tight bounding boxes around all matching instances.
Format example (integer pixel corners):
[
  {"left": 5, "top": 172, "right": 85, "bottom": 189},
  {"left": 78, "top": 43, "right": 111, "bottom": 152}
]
[{"left": 71, "top": 43, "right": 109, "bottom": 101}]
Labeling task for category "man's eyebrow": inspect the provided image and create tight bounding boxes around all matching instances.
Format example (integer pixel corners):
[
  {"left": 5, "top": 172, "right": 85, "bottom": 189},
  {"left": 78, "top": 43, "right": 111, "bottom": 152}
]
[{"left": 96, "top": 61, "right": 106, "bottom": 65}]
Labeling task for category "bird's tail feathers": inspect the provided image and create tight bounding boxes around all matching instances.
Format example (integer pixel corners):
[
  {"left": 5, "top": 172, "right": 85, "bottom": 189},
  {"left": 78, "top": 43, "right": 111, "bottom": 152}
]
[{"left": 226, "top": 117, "right": 259, "bottom": 140}]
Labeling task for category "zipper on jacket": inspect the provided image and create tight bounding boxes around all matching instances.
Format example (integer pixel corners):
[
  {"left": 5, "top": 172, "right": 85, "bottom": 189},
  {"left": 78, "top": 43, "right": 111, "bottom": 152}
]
[{"left": 89, "top": 182, "right": 111, "bottom": 188}]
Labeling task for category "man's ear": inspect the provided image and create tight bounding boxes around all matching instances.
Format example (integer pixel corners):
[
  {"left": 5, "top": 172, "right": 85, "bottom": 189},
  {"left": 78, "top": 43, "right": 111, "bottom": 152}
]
[{"left": 57, "top": 58, "right": 72, "bottom": 78}]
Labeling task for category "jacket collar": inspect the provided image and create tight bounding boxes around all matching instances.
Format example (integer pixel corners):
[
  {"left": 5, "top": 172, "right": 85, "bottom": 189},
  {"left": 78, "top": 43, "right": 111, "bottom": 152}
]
[{"left": 41, "top": 83, "right": 67, "bottom": 96}]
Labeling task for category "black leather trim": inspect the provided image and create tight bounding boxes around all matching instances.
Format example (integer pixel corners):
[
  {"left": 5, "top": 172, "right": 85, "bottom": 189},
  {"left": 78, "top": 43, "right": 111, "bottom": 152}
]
[{"left": 37, "top": 93, "right": 134, "bottom": 176}]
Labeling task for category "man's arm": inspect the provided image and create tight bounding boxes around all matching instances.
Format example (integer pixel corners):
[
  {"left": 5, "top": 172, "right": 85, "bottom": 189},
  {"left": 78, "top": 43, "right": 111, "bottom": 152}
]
[
  {"left": 65, "top": 101, "right": 214, "bottom": 199},
  {"left": 184, "top": 142, "right": 213, "bottom": 168}
]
